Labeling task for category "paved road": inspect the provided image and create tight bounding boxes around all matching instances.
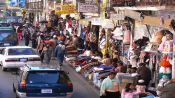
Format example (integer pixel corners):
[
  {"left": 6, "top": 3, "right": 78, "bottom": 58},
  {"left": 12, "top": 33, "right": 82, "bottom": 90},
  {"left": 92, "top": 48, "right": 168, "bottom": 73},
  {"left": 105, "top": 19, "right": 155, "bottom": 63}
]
[{"left": 0, "top": 41, "right": 99, "bottom": 98}]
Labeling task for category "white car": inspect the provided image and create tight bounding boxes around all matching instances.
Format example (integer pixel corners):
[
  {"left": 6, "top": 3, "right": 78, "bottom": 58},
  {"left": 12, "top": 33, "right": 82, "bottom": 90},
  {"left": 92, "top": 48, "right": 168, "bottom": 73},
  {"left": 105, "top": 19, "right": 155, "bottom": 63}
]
[{"left": 0, "top": 46, "right": 41, "bottom": 71}]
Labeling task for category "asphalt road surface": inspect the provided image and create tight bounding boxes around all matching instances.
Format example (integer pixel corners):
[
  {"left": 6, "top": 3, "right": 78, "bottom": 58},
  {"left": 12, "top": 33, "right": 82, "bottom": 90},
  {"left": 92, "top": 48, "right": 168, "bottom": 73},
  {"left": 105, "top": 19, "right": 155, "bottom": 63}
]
[{"left": 0, "top": 41, "right": 99, "bottom": 98}]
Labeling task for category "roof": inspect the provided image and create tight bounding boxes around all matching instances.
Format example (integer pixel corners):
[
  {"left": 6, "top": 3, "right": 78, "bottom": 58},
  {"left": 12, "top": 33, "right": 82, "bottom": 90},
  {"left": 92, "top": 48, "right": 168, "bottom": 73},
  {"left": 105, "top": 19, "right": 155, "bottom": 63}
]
[
  {"left": 0, "top": 26, "right": 14, "bottom": 30},
  {"left": 30, "top": 66, "right": 57, "bottom": 71},
  {"left": 21, "top": 64, "right": 59, "bottom": 71},
  {"left": 5, "top": 46, "right": 32, "bottom": 49}
]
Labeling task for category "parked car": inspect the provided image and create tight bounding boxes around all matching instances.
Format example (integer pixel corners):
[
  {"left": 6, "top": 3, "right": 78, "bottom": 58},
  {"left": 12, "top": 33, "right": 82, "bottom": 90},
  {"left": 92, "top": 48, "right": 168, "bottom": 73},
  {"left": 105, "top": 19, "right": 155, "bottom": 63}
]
[
  {"left": 0, "top": 46, "right": 41, "bottom": 71},
  {"left": 0, "top": 25, "right": 18, "bottom": 47},
  {"left": 13, "top": 64, "right": 73, "bottom": 98}
]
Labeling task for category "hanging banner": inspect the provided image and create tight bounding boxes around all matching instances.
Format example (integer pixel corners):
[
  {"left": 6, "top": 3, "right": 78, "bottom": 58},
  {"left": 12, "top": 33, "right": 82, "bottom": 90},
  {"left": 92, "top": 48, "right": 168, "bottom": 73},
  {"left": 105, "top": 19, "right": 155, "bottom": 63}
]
[
  {"left": 78, "top": 3, "right": 99, "bottom": 13},
  {"left": 110, "top": 13, "right": 125, "bottom": 20},
  {"left": 143, "top": 16, "right": 172, "bottom": 28}
]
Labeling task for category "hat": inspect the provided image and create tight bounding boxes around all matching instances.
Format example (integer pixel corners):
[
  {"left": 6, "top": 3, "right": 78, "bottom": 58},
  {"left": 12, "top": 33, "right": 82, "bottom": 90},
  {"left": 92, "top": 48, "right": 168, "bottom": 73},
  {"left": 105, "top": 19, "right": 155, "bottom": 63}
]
[
  {"left": 53, "top": 35, "right": 57, "bottom": 38},
  {"left": 40, "top": 33, "right": 44, "bottom": 35},
  {"left": 137, "top": 79, "right": 145, "bottom": 85}
]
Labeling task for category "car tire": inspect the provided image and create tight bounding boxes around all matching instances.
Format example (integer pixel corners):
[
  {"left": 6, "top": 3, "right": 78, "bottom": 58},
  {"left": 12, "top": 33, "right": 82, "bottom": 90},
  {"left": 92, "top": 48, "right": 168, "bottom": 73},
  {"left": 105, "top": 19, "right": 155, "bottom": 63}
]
[
  {"left": 0, "top": 61, "right": 2, "bottom": 66},
  {"left": 13, "top": 83, "right": 16, "bottom": 92},
  {"left": 16, "top": 94, "right": 19, "bottom": 98},
  {"left": 2, "top": 66, "right": 7, "bottom": 71}
]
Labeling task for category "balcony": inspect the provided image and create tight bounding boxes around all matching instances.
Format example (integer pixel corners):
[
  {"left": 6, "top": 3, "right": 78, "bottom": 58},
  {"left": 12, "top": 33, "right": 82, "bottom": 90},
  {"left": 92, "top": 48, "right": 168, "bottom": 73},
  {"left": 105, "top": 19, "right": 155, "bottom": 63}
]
[{"left": 111, "top": 0, "right": 175, "bottom": 7}]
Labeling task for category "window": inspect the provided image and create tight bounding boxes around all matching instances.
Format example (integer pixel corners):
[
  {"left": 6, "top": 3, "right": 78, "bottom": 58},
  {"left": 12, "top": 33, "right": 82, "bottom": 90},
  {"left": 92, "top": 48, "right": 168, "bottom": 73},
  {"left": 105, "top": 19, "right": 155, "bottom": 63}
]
[
  {"left": 8, "top": 48, "right": 35, "bottom": 55},
  {"left": 27, "top": 71, "right": 60, "bottom": 84},
  {"left": 0, "top": 49, "right": 5, "bottom": 55}
]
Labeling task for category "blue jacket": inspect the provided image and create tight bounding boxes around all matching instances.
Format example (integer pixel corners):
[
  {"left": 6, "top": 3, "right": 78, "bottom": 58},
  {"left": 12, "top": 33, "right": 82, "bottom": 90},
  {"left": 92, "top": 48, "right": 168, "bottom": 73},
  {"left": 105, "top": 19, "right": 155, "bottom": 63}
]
[{"left": 54, "top": 44, "right": 65, "bottom": 63}]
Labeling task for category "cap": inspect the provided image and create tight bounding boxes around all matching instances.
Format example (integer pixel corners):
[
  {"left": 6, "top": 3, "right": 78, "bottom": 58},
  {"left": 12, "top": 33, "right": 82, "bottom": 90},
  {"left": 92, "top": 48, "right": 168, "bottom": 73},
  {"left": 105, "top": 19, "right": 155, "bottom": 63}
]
[
  {"left": 53, "top": 35, "right": 57, "bottom": 38},
  {"left": 137, "top": 79, "right": 145, "bottom": 85}
]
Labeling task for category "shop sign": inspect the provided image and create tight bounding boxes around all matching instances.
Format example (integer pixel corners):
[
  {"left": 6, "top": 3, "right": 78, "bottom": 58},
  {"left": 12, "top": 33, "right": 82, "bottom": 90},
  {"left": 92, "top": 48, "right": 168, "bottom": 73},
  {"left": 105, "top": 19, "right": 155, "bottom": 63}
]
[
  {"left": 56, "top": 4, "right": 76, "bottom": 14},
  {"left": 78, "top": 3, "right": 99, "bottom": 13},
  {"left": 91, "top": 18, "right": 102, "bottom": 26},
  {"left": 111, "top": 0, "right": 135, "bottom": 7},
  {"left": 79, "top": 19, "right": 89, "bottom": 26},
  {"left": 110, "top": 13, "right": 125, "bottom": 20},
  {"left": 102, "top": 19, "right": 114, "bottom": 29}
]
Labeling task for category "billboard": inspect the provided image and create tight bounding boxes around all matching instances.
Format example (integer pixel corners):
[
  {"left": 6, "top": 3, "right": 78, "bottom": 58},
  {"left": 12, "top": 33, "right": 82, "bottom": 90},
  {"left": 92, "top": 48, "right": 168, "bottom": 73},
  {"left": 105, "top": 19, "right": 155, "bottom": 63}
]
[
  {"left": 8, "top": 0, "right": 25, "bottom": 8},
  {"left": 78, "top": 3, "right": 99, "bottom": 13}
]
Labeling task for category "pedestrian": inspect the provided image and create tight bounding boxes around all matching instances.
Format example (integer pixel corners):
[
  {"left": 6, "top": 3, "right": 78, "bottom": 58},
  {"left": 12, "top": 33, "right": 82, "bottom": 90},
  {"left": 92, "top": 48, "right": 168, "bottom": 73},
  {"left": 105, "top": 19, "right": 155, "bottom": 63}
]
[
  {"left": 54, "top": 41, "right": 66, "bottom": 67},
  {"left": 89, "top": 32, "right": 97, "bottom": 52},
  {"left": 50, "top": 35, "right": 58, "bottom": 57},
  {"left": 100, "top": 71, "right": 121, "bottom": 98},
  {"left": 121, "top": 83, "right": 137, "bottom": 98},
  {"left": 137, "top": 63, "right": 152, "bottom": 88},
  {"left": 44, "top": 43, "right": 53, "bottom": 64},
  {"left": 31, "top": 31, "right": 38, "bottom": 48},
  {"left": 85, "top": 28, "right": 90, "bottom": 50},
  {"left": 16, "top": 25, "right": 23, "bottom": 40},
  {"left": 157, "top": 78, "right": 175, "bottom": 98},
  {"left": 23, "top": 29, "right": 31, "bottom": 46}
]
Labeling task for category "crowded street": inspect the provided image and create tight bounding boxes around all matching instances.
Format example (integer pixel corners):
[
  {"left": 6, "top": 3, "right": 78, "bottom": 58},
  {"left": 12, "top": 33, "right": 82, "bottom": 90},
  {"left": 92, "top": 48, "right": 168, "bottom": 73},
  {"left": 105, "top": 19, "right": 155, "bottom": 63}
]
[
  {"left": 0, "top": 41, "right": 99, "bottom": 98},
  {"left": 0, "top": 0, "right": 175, "bottom": 98}
]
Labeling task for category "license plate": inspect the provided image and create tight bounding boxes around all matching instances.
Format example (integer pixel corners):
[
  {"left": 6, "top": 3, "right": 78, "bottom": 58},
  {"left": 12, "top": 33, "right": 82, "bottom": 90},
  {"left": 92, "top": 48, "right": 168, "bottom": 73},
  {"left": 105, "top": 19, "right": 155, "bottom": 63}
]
[
  {"left": 41, "top": 89, "right": 52, "bottom": 93},
  {"left": 20, "top": 58, "right": 27, "bottom": 62},
  {"left": 4, "top": 43, "right": 10, "bottom": 46}
]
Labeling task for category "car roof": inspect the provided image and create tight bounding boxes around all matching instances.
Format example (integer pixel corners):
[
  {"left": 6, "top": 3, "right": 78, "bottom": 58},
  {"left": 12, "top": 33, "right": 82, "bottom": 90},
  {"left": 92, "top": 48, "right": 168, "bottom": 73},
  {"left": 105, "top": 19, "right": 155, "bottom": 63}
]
[
  {"left": 5, "top": 46, "right": 32, "bottom": 49},
  {"left": 21, "top": 64, "right": 60, "bottom": 72},
  {"left": 0, "top": 26, "right": 14, "bottom": 30}
]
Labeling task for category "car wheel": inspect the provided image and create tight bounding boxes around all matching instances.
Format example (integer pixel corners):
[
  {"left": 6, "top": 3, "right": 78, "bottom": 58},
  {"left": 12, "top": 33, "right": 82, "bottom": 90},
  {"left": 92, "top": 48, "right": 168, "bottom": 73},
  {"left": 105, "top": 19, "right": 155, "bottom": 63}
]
[
  {"left": 13, "top": 84, "right": 16, "bottom": 92},
  {"left": 2, "top": 66, "right": 7, "bottom": 71},
  {"left": 16, "top": 94, "right": 19, "bottom": 98},
  {"left": 0, "top": 61, "right": 2, "bottom": 66}
]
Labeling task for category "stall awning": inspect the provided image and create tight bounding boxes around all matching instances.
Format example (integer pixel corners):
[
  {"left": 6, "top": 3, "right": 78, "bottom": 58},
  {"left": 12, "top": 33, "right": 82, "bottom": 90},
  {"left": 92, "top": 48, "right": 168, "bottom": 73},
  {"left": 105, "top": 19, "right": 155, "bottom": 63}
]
[
  {"left": 143, "top": 16, "right": 172, "bottom": 28},
  {"left": 79, "top": 19, "right": 89, "bottom": 26}
]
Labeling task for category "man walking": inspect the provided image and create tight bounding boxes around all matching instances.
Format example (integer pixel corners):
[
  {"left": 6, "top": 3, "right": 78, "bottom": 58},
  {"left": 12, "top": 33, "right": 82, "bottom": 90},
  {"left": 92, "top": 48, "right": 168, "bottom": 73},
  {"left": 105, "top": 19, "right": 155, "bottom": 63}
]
[
  {"left": 54, "top": 41, "right": 66, "bottom": 67},
  {"left": 23, "top": 28, "right": 31, "bottom": 46}
]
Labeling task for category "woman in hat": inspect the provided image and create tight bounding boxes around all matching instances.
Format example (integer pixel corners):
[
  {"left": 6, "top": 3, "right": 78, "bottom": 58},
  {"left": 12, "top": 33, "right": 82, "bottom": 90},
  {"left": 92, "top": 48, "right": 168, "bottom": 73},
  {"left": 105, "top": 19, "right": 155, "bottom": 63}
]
[{"left": 134, "top": 79, "right": 147, "bottom": 98}]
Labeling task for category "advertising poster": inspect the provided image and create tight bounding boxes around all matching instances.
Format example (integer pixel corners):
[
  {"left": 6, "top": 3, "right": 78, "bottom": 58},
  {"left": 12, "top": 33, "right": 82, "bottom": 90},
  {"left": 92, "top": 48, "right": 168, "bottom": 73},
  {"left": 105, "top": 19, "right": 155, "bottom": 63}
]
[{"left": 8, "top": 0, "right": 25, "bottom": 8}]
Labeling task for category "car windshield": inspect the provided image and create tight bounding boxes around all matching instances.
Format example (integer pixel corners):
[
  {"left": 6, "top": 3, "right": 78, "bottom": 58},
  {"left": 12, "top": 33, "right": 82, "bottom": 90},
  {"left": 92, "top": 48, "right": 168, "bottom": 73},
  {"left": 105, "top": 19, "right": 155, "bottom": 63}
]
[
  {"left": 0, "top": 30, "right": 14, "bottom": 41},
  {"left": 8, "top": 48, "right": 35, "bottom": 55},
  {"left": 27, "top": 71, "right": 60, "bottom": 84}
]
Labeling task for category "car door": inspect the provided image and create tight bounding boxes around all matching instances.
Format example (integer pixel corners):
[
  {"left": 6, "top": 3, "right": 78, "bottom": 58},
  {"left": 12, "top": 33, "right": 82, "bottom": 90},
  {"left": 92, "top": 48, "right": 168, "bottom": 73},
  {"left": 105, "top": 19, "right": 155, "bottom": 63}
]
[{"left": 13, "top": 70, "right": 23, "bottom": 91}]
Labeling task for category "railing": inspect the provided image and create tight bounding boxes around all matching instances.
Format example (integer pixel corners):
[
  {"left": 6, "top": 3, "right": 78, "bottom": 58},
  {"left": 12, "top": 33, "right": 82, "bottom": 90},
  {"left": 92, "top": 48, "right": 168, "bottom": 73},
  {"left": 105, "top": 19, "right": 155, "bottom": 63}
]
[{"left": 111, "top": 0, "right": 175, "bottom": 7}]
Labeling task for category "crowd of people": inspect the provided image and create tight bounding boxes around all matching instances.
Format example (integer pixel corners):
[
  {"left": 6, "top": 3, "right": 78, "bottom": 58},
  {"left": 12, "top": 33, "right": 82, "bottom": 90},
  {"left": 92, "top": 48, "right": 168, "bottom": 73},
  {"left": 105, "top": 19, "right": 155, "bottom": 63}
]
[{"left": 13, "top": 15, "right": 175, "bottom": 98}]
